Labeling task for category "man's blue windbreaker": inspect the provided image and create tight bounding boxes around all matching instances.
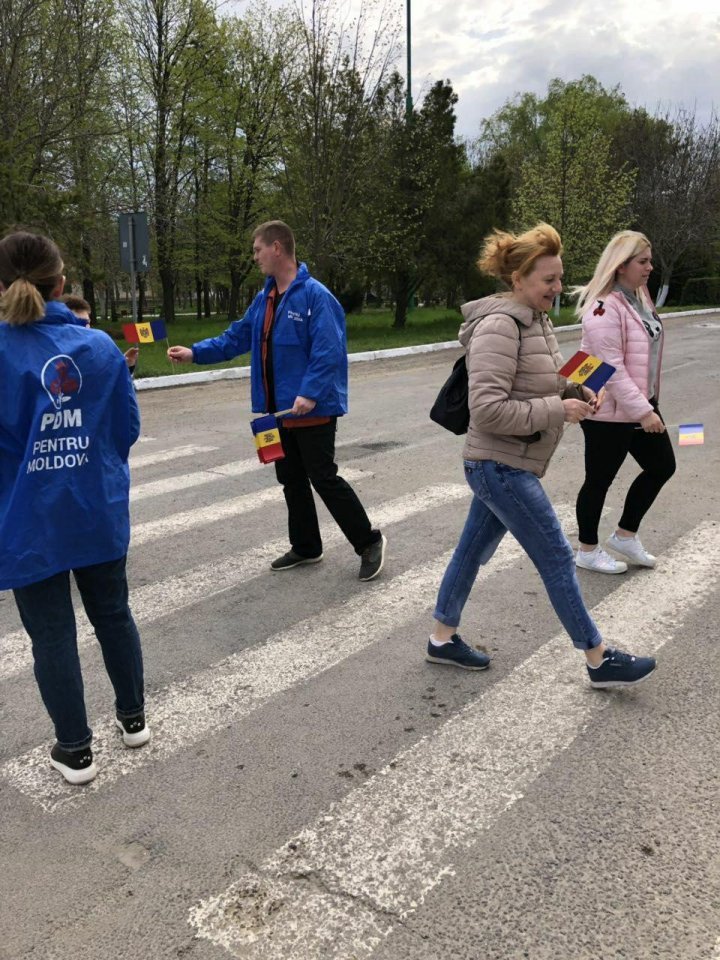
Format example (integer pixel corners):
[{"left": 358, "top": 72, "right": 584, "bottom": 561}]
[
  {"left": 0, "top": 301, "right": 140, "bottom": 590},
  {"left": 191, "top": 264, "right": 349, "bottom": 416}
]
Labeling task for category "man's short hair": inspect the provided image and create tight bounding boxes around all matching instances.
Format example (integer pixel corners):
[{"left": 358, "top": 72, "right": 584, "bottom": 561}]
[
  {"left": 60, "top": 293, "right": 91, "bottom": 313},
  {"left": 252, "top": 221, "right": 296, "bottom": 259}
]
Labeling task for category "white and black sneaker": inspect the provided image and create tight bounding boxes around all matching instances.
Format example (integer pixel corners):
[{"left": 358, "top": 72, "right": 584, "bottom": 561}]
[
  {"left": 50, "top": 742, "right": 97, "bottom": 785},
  {"left": 115, "top": 713, "right": 151, "bottom": 748},
  {"left": 587, "top": 647, "right": 656, "bottom": 689}
]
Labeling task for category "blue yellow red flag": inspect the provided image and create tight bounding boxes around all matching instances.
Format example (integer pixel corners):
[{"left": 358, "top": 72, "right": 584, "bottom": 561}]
[
  {"left": 251, "top": 414, "right": 285, "bottom": 464},
  {"left": 678, "top": 423, "right": 704, "bottom": 446},
  {"left": 122, "top": 319, "right": 167, "bottom": 343},
  {"left": 558, "top": 351, "right": 616, "bottom": 393}
]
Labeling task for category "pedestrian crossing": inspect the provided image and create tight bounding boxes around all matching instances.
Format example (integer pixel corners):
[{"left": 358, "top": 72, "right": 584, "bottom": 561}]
[
  {"left": 0, "top": 483, "right": 467, "bottom": 683},
  {"left": 189, "top": 520, "right": 720, "bottom": 959},
  {"left": 1, "top": 424, "right": 718, "bottom": 959}
]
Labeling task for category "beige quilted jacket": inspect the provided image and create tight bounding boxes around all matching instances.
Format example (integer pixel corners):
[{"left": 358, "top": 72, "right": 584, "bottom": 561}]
[{"left": 460, "top": 294, "right": 578, "bottom": 478}]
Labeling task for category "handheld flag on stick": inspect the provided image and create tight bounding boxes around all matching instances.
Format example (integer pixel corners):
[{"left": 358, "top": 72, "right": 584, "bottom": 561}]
[
  {"left": 679, "top": 423, "right": 704, "bottom": 446},
  {"left": 122, "top": 319, "right": 168, "bottom": 343},
  {"left": 251, "top": 414, "right": 285, "bottom": 464},
  {"left": 558, "top": 351, "right": 616, "bottom": 393}
]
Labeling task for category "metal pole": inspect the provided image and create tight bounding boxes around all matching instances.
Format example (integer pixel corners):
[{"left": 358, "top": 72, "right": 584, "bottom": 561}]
[
  {"left": 405, "top": 0, "right": 412, "bottom": 117},
  {"left": 128, "top": 214, "right": 138, "bottom": 325}
]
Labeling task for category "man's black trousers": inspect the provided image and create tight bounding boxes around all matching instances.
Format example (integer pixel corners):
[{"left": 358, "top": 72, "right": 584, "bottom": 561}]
[{"left": 274, "top": 418, "right": 380, "bottom": 558}]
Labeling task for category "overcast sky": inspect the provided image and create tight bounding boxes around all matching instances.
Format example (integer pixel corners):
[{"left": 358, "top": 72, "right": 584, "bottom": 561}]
[
  {"left": 409, "top": 0, "right": 719, "bottom": 135},
  {"left": 225, "top": 0, "right": 719, "bottom": 136}
]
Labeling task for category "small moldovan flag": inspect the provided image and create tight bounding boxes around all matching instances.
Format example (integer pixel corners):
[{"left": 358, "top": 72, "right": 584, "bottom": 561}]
[
  {"left": 678, "top": 423, "right": 704, "bottom": 446},
  {"left": 251, "top": 414, "right": 285, "bottom": 464},
  {"left": 558, "top": 351, "right": 616, "bottom": 393},
  {"left": 122, "top": 319, "right": 167, "bottom": 344}
]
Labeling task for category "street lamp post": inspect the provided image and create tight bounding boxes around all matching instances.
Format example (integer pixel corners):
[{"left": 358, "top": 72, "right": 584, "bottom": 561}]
[{"left": 405, "top": 0, "right": 412, "bottom": 117}]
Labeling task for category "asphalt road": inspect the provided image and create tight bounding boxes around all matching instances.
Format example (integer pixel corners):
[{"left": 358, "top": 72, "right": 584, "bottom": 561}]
[{"left": 1, "top": 312, "right": 719, "bottom": 960}]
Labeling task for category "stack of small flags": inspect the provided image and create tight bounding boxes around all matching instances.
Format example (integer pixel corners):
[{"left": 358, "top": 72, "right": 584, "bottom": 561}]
[
  {"left": 251, "top": 414, "right": 285, "bottom": 464},
  {"left": 678, "top": 423, "right": 704, "bottom": 446},
  {"left": 558, "top": 351, "right": 616, "bottom": 392},
  {"left": 122, "top": 319, "right": 168, "bottom": 343}
]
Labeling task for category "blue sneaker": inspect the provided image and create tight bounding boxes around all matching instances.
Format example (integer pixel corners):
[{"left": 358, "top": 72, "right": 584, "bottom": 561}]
[
  {"left": 426, "top": 634, "right": 490, "bottom": 671},
  {"left": 587, "top": 646, "right": 656, "bottom": 689}
]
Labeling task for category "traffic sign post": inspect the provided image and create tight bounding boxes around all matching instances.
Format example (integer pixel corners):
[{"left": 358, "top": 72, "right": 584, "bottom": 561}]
[{"left": 119, "top": 212, "right": 150, "bottom": 324}]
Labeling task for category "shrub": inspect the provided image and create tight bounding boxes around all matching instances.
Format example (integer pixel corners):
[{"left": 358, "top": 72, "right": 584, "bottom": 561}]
[
  {"left": 680, "top": 276, "right": 720, "bottom": 305},
  {"left": 336, "top": 285, "right": 365, "bottom": 314}
]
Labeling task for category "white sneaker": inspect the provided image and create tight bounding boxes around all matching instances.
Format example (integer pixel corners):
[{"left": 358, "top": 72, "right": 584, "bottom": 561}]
[
  {"left": 575, "top": 546, "right": 628, "bottom": 574},
  {"left": 606, "top": 532, "right": 657, "bottom": 568}
]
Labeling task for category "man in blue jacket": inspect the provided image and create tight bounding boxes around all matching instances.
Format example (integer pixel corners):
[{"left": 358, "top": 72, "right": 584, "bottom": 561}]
[{"left": 168, "top": 220, "right": 386, "bottom": 581}]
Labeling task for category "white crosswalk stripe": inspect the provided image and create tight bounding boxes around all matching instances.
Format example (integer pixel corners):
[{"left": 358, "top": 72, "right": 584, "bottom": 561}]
[
  {"left": 188, "top": 521, "right": 720, "bottom": 959},
  {"left": 129, "top": 435, "right": 369, "bottom": 502},
  {"left": 0, "top": 483, "right": 468, "bottom": 682},
  {"left": 0, "top": 504, "right": 581, "bottom": 812},
  {"left": 129, "top": 467, "right": 366, "bottom": 545},
  {"left": 130, "top": 458, "right": 263, "bottom": 501},
  {"left": 129, "top": 444, "right": 218, "bottom": 468}
]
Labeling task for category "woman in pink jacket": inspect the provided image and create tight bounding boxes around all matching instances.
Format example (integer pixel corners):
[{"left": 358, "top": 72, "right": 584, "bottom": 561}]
[{"left": 574, "top": 231, "right": 676, "bottom": 574}]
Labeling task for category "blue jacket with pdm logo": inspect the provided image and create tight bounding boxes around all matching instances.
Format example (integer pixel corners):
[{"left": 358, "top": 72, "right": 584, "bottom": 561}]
[
  {"left": 0, "top": 300, "right": 140, "bottom": 589},
  {"left": 191, "top": 263, "right": 349, "bottom": 416}
]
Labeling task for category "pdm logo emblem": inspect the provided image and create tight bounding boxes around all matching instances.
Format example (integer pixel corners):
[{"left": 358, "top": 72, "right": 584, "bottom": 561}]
[{"left": 41, "top": 355, "right": 82, "bottom": 411}]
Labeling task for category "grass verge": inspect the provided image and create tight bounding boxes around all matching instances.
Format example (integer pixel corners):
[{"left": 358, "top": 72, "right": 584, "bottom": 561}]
[{"left": 97, "top": 303, "right": 715, "bottom": 379}]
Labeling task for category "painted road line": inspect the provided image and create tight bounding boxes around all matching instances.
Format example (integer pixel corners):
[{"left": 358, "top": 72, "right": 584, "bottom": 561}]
[
  {"left": 2, "top": 501, "right": 576, "bottom": 811},
  {"left": 131, "top": 458, "right": 264, "bottom": 502},
  {"left": 130, "top": 436, "right": 370, "bottom": 503},
  {"left": 129, "top": 467, "right": 366, "bottom": 546},
  {"left": 129, "top": 444, "right": 217, "bottom": 468},
  {"left": 188, "top": 520, "right": 720, "bottom": 960},
  {"left": 0, "top": 483, "right": 469, "bottom": 682}
]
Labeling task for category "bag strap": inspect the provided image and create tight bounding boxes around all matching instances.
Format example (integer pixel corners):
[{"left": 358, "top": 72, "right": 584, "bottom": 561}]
[{"left": 467, "top": 312, "right": 523, "bottom": 358}]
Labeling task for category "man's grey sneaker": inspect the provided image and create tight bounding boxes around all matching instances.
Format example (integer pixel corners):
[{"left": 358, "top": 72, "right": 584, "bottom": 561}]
[
  {"left": 50, "top": 742, "right": 97, "bottom": 785},
  {"left": 606, "top": 532, "right": 656, "bottom": 568},
  {"left": 587, "top": 646, "right": 656, "bottom": 689},
  {"left": 576, "top": 546, "right": 628, "bottom": 574},
  {"left": 426, "top": 634, "right": 490, "bottom": 671},
  {"left": 270, "top": 549, "right": 323, "bottom": 571},
  {"left": 359, "top": 534, "right": 387, "bottom": 581},
  {"left": 115, "top": 713, "right": 151, "bottom": 748}
]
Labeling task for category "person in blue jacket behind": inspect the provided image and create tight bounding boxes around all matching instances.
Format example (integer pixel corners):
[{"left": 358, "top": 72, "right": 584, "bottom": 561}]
[
  {"left": 0, "top": 231, "right": 150, "bottom": 786},
  {"left": 168, "top": 220, "right": 387, "bottom": 581}
]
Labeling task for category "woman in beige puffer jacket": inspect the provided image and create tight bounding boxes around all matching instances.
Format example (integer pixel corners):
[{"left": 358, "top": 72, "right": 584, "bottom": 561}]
[{"left": 425, "top": 224, "right": 656, "bottom": 690}]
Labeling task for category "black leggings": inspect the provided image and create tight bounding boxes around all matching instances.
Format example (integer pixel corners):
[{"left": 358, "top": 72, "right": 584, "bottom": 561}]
[{"left": 576, "top": 405, "right": 676, "bottom": 545}]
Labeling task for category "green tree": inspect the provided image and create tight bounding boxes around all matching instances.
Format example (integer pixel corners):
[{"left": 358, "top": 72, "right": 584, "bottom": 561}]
[
  {"left": 615, "top": 106, "right": 720, "bottom": 306},
  {"left": 123, "top": 0, "right": 217, "bottom": 324},
  {"left": 278, "top": 0, "right": 398, "bottom": 293},
  {"left": 513, "top": 79, "right": 635, "bottom": 286}
]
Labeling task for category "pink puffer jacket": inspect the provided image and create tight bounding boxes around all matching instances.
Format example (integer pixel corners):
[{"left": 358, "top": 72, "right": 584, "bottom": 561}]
[{"left": 579, "top": 291, "right": 662, "bottom": 423}]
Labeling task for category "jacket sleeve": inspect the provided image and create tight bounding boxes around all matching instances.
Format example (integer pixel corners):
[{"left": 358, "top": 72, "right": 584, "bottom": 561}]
[
  {"left": 191, "top": 298, "right": 258, "bottom": 364},
  {"left": 467, "top": 315, "right": 565, "bottom": 435},
  {"left": 298, "top": 285, "right": 346, "bottom": 402},
  {"left": 581, "top": 300, "right": 653, "bottom": 421},
  {"left": 128, "top": 371, "right": 141, "bottom": 446}
]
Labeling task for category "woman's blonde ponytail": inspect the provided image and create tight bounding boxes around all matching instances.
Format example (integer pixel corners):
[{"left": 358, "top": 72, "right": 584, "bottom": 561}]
[
  {"left": 0, "top": 277, "right": 47, "bottom": 325},
  {"left": 0, "top": 231, "right": 64, "bottom": 326}
]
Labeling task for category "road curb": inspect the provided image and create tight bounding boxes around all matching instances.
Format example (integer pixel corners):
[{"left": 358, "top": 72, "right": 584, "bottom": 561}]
[{"left": 133, "top": 308, "right": 719, "bottom": 392}]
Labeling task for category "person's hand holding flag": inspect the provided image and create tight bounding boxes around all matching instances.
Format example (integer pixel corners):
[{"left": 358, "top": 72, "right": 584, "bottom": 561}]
[
  {"left": 290, "top": 395, "right": 316, "bottom": 415},
  {"left": 167, "top": 345, "right": 193, "bottom": 364},
  {"left": 584, "top": 385, "right": 606, "bottom": 414}
]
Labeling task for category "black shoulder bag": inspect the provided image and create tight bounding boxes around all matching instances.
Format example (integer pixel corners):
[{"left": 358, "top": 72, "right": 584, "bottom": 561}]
[
  {"left": 429, "top": 355, "right": 469, "bottom": 435},
  {"left": 429, "top": 316, "right": 523, "bottom": 436}
]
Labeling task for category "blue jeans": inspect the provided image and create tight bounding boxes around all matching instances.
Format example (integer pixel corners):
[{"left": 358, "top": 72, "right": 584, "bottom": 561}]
[
  {"left": 13, "top": 556, "right": 145, "bottom": 751},
  {"left": 434, "top": 461, "right": 602, "bottom": 651}
]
